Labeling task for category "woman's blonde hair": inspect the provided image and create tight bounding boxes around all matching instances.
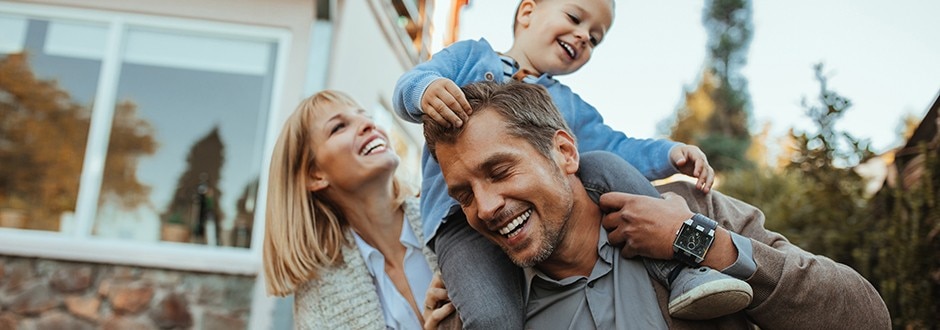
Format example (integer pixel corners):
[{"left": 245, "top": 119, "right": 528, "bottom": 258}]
[{"left": 262, "top": 90, "right": 410, "bottom": 296}]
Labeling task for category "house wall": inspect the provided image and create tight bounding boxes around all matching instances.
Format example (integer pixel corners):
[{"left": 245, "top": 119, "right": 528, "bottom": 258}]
[{"left": 0, "top": 255, "right": 254, "bottom": 329}]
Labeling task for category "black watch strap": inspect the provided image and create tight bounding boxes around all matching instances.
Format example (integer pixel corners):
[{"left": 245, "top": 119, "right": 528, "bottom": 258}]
[{"left": 673, "top": 213, "right": 718, "bottom": 267}]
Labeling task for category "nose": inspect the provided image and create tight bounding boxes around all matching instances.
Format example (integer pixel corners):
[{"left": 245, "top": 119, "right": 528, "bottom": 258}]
[
  {"left": 473, "top": 184, "right": 504, "bottom": 225},
  {"left": 574, "top": 29, "right": 587, "bottom": 44},
  {"left": 356, "top": 115, "right": 376, "bottom": 135}
]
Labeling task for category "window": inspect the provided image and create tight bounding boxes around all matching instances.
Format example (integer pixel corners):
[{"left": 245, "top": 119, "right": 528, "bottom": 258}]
[{"left": 0, "top": 5, "right": 286, "bottom": 253}]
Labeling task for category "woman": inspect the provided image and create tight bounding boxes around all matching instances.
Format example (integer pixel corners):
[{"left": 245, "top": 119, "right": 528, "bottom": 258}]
[{"left": 262, "top": 90, "right": 453, "bottom": 329}]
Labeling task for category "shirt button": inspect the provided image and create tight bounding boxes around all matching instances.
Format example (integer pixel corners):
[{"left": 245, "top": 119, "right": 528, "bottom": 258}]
[
  {"left": 484, "top": 72, "right": 494, "bottom": 81},
  {"left": 587, "top": 281, "right": 595, "bottom": 288}
]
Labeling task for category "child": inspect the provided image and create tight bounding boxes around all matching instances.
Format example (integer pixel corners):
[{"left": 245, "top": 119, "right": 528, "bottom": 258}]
[{"left": 393, "top": 0, "right": 753, "bottom": 326}]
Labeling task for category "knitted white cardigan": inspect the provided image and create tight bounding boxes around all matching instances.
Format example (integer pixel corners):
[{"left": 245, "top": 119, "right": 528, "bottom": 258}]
[{"left": 293, "top": 198, "right": 438, "bottom": 330}]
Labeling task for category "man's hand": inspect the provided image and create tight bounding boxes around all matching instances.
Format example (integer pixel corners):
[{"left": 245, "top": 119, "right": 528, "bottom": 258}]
[
  {"left": 423, "top": 272, "right": 459, "bottom": 330},
  {"left": 421, "top": 78, "right": 472, "bottom": 128},
  {"left": 599, "top": 192, "right": 694, "bottom": 259},
  {"left": 670, "top": 144, "right": 714, "bottom": 193}
]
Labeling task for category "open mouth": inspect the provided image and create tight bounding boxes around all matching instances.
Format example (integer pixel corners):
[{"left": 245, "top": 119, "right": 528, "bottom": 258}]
[
  {"left": 558, "top": 40, "right": 576, "bottom": 60},
  {"left": 360, "top": 138, "right": 387, "bottom": 156},
  {"left": 498, "top": 209, "right": 532, "bottom": 238}
]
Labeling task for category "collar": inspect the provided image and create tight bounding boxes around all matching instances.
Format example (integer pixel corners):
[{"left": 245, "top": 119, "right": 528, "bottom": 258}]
[
  {"left": 352, "top": 217, "right": 423, "bottom": 277},
  {"left": 522, "top": 227, "right": 613, "bottom": 304},
  {"left": 498, "top": 54, "right": 553, "bottom": 84}
]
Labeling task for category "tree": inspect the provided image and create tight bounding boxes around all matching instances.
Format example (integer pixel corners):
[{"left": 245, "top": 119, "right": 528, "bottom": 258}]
[
  {"left": 160, "top": 127, "right": 225, "bottom": 245},
  {"left": 719, "top": 63, "right": 939, "bottom": 329},
  {"left": 778, "top": 64, "right": 875, "bottom": 261},
  {"left": 867, "top": 117, "right": 940, "bottom": 329},
  {"left": 667, "top": 0, "right": 754, "bottom": 171},
  {"left": 0, "top": 52, "right": 156, "bottom": 230}
]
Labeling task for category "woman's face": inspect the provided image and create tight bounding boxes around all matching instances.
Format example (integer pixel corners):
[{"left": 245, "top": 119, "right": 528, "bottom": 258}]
[{"left": 308, "top": 102, "right": 399, "bottom": 193}]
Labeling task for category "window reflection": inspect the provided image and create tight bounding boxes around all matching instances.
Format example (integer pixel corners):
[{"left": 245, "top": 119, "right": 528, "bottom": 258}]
[
  {"left": 0, "top": 12, "right": 275, "bottom": 249},
  {"left": 0, "top": 18, "right": 104, "bottom": 231},
  {"left": 94, "top": 28, "right": 273, "bottom": 248}
]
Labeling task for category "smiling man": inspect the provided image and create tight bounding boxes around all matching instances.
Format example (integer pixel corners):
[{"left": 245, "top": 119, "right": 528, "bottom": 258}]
[{"left": 423, "top": 81, "right": 890, "bottom": 329}]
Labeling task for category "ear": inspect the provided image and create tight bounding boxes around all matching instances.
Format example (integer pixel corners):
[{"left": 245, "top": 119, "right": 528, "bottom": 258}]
[
  {"left": 306, "top": 170, "right": 330, "bottom": 192},
  {"left": 552, "top": 130, "right": 580, "bottom": 175},
  {"left": 516, "top": 0, "right": 537, "bottom": 31}
]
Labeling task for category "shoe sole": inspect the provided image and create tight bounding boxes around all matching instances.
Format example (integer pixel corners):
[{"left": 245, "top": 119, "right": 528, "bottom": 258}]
[{"left": 668, "top": 278, "right": 753, "bottom": 320}]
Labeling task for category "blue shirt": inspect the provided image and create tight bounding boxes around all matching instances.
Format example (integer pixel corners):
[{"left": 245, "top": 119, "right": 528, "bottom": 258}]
[
  {"left": 353, "top": 220, "right": 433, "bottom": 330},
  {"left": 393, "top": 38, "right": 680, "bottom": 243}
]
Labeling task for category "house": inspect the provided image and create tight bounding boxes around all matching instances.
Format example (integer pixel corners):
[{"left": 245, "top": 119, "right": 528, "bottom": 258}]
[
  {"left": 0, "top": 0, "right": 448, "bottom": 328},
  {"left": 892, "top": 91, "right": 940, "bottom": 190}
]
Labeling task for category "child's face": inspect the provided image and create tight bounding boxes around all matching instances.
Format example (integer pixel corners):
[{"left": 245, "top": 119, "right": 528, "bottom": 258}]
[{"left": 515, "top": 0, "right": 613, "bottom": 76}]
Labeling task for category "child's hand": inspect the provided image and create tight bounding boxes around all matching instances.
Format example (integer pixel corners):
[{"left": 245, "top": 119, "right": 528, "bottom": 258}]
[
  {"left": 670, "top": 144, "right": 714, "bottom": 193},
  {"left": 421, "top": 78, "right": 472, "bottom": 128}
]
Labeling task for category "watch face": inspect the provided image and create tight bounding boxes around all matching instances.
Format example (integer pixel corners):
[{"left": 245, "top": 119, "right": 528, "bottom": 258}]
[{"left": 676, "top": 226, "right": 711, "bottom": 257}]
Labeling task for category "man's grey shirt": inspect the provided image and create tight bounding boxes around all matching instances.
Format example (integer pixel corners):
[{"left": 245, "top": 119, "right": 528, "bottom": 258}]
[{"left": 522, "top": 227, "right": 756, "bottom": 329}]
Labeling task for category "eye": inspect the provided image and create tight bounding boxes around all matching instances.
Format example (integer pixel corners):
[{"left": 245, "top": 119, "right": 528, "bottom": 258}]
[
  {"left": 589, "top": 35, "right": 600, "bottom": 46},
  {"left": 566, "top": 13, "right": 580, "bottom": 25},
  {"left": 490, "top": 166, "right": 511, "bottom": 181},
  {"left": 454, "top": 191, "right": 474, "bottom": 207},
  {"left": 329, "top": 122, "right": 346, "bottom": 135}
]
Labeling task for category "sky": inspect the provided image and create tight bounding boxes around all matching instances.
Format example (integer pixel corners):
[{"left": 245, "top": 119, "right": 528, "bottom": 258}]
[{"left": 441, "top": 0, "right": 940, "bottom": 161}]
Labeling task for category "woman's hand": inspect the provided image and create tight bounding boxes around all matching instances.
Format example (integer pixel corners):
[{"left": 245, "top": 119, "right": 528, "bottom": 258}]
[{"left": 423, "top": 272, "right": 458, "bottom": 330}]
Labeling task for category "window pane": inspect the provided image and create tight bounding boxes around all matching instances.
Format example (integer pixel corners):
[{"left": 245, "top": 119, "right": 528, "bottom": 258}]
[
  {"left": 0, "top": 16, "right": 105, "bottom": 231},
  {"left": 93, "top": 27, "right": 273, "bottom": 248}
]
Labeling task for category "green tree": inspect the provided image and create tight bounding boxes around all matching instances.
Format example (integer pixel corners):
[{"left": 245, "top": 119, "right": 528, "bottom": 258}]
[
  {"left": 867, "top": 128, "right": 940, "bottom": 329},
  {"left": 721, "top": 64, "right": 874, "bottom": 262},
  {"left": 720, "top": 63, "right": 940, "bottom": 329},
  {"left": 667, "top": 0, "right": 754, "bottom": 171}
]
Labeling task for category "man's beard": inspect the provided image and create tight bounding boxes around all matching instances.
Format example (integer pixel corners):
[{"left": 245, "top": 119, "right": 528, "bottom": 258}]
[{"left": 505, "top": 172, "right": 573, "bottom": 268}]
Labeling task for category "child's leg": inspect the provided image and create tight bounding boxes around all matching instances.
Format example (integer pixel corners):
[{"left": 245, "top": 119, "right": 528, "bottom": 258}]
[
  {"left": 578, "top": 151, "right": 752, "bottom": 320},
  {"left": 431, "top": 212, "right": 525, "bottom": 329},
  {"left": 578, "top": 151, "right": 661, "bottom": 202}
]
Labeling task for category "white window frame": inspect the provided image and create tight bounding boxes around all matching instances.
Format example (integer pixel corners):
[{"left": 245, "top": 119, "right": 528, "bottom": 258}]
[{"left": 0, "top": 2, "right": 289, "bottom": 277}]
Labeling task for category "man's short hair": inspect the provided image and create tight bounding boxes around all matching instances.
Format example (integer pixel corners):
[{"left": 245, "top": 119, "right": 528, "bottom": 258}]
[{"left": 424, "top": 81, "right": 574, "bottom": 161}]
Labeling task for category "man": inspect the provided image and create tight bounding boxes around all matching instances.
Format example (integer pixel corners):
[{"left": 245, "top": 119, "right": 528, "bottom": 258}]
[{"left": 422, "top": 81, "right": 890, "bottom": 329}]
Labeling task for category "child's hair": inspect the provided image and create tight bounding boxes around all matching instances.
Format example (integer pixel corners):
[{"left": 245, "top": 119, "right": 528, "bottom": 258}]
[{"left": 262, "top": 90, "right": 410, "bottom": 296}]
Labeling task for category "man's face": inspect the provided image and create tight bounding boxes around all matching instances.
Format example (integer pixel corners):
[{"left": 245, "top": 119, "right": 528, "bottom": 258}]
[{"left": 436, "top": 110, "right": 577, "bottom": 267}]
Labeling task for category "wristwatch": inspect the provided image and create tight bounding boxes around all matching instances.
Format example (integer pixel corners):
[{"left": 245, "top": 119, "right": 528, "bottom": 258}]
[{"left": 673, "top": 213, "right": 718, "bottom": 267}]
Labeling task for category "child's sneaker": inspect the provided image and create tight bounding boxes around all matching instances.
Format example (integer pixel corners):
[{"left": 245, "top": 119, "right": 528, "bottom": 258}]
[{"left": 645, "top": 259, "right": 753, "bottom": 320}]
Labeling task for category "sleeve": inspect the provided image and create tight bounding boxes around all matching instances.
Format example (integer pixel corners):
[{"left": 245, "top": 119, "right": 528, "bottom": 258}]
[
  {"left": 658, "top": 181, "right": 891, "bottom": 329},
  {"left": 392, "top": 40, "right": 472, "bottom": 123},
  {"left": 555, "top": 85, "right": 680, "bottom": 180}
]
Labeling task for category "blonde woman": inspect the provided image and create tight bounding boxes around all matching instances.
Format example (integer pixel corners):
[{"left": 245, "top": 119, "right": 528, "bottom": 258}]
[{"left": 262, "top": 90, "right": 454, "bottom": 329}]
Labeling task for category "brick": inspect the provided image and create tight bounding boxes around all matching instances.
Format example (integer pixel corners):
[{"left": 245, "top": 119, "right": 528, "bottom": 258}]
[
  {"left": 0, "top": 312, "right": 19, "bottom": 330},
  {"left": 148, "top": 292, "right": 193, "bottom": 329},
  {"left": 10, "top": 284, "right": 59, "bottom": 315},
  {"left": 65, "top": 295, "right": 101, "bottom": 322},
  {"left": 109, "top": 285, "right": 153, "bottom": 315},
  {"left": 36, "top": 310, "right": 94, "bottom": 330},
  {"left": 50, "top": 265, "right": 95, "bottom": 293},
  {"left": 102, "top": 315, "right": 156, "bottom": 330}
]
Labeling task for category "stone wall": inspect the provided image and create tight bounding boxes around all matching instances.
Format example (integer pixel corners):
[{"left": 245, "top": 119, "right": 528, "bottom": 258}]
[{"left": 0, "top": 255, "right": 255, "bottom": 329}]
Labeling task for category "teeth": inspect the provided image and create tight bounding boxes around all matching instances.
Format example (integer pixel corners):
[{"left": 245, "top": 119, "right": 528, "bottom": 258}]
[
  {"left": 559, "top": 41, "right": 575, "bottom": 59},
  {"left": 360, "top": 139, "right": 387, "bottom": 155},
  {"left": 498, "top": 210, "right": 532, "bottom": 237}
]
